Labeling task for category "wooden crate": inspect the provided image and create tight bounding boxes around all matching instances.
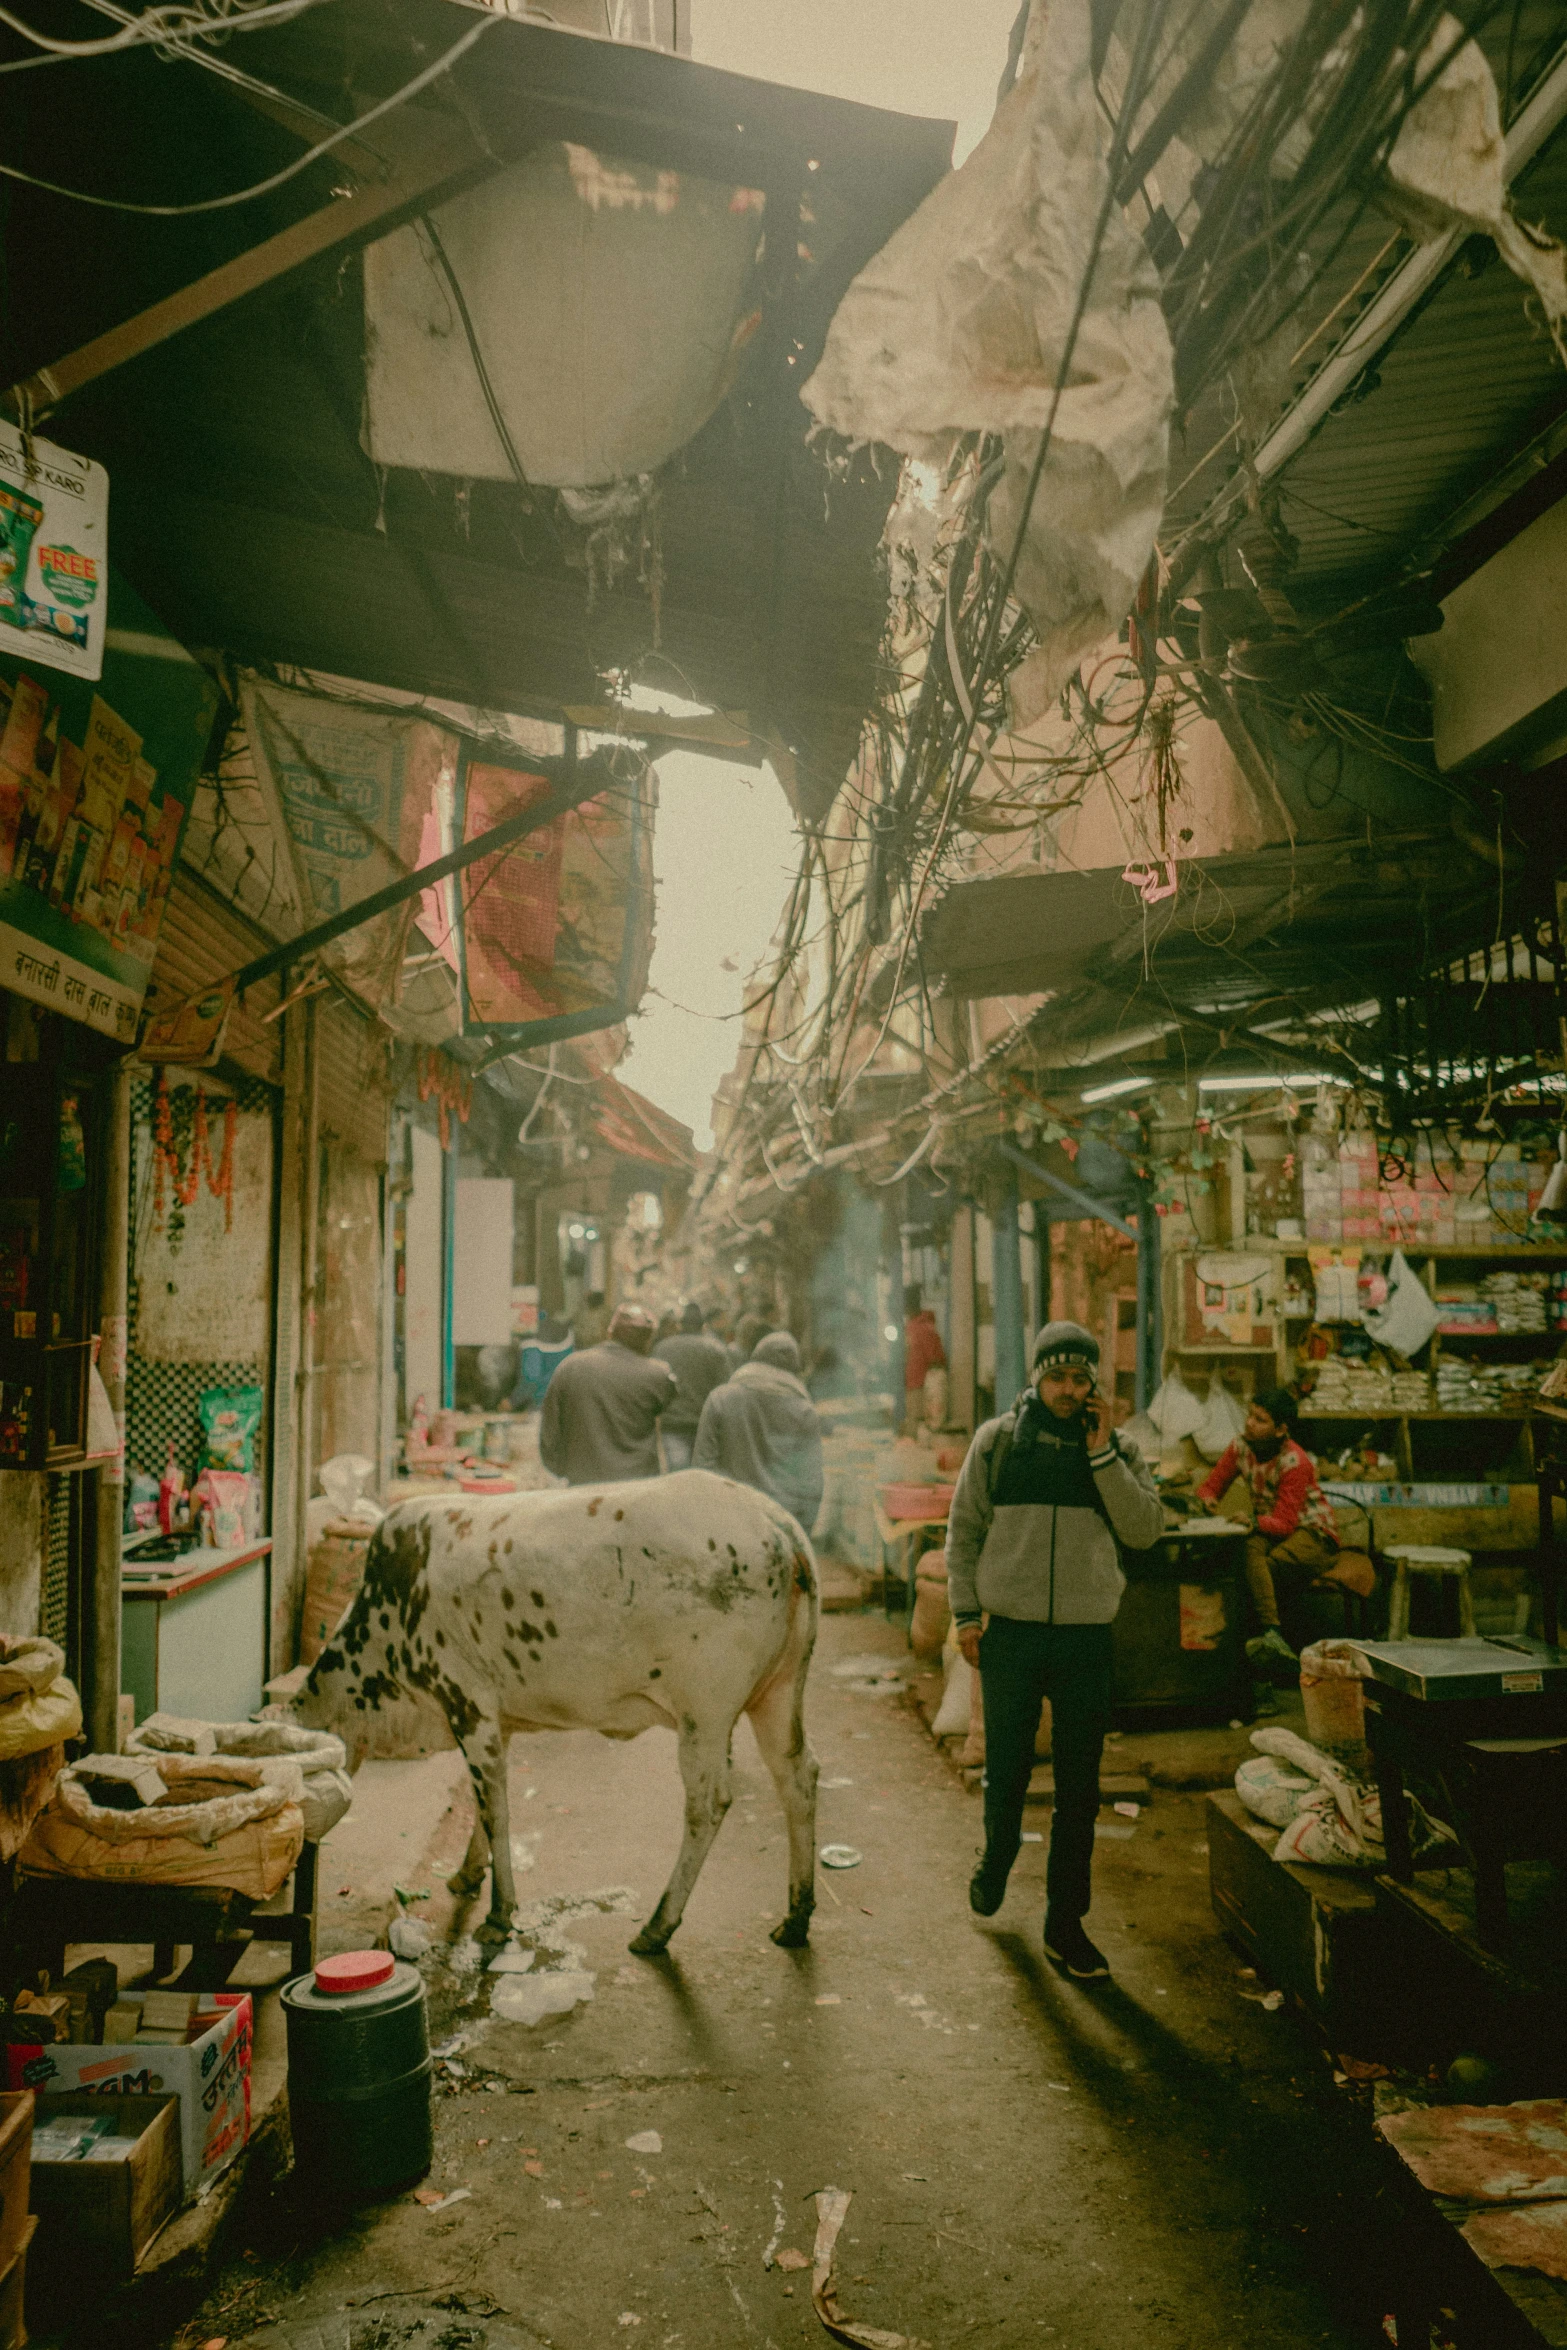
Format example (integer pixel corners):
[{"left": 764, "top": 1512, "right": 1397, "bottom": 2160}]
[
  {"left": 1207, "top": 1790, "right": 1394, "bottom": 2044},
  {"left": 27, "top": 2096, "right": 180, "bottom": 2281},
  {"left": 0, "top": 2216, "right": 33, "bottom": 2350},
  {"left": 0, "top": 2097, "right": 31, "bottom": 2278}
]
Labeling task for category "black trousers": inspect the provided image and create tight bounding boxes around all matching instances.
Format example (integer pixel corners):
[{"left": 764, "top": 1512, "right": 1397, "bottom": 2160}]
[{"left": 979, "top": 1616, "right": 1114, "bottom": 1924}]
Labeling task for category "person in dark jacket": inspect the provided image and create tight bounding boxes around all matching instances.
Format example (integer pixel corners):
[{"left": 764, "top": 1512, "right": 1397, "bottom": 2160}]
[
  {"left": 539, "top": 1303, "right": 676, "bottom": 1485},
  {"left": 652, "top": 1301, "right": 734, "bottom": 1470},
  {"left": 946, "top": 1319, "right": 1162, "bottom": 1980},
  {"left": 693, "top": 1332, "right": 824, "bottom": 1533}
]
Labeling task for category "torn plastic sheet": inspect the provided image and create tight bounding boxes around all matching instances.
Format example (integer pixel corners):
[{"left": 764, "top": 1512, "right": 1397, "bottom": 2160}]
[
  {"left": 802, "top": 0, "right": 1171, "bottom": 735},
  {"left": 810, "top": 2188, "right": 926, "bottom": 2350},
  {"left": 1382, "top": 13, "right": 1567, "bottom": 357}
]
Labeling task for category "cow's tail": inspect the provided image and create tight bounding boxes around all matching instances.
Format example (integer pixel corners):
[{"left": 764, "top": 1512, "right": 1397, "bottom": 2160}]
[{"left": 745, "top": 1515, "right": 820, "bottom": 1950}]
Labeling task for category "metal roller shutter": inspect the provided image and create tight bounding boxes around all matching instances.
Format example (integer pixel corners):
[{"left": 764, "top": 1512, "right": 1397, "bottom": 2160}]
[
  {"left": 144, "top": 870, "right": 283, "bottom": 1084},
  {"left": 315, "top": 991, "right": 393, "bottom": 1167}
]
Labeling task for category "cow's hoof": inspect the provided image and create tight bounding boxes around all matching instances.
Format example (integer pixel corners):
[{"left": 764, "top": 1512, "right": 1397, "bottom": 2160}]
[
  {"left": 627, "top": 1927, "right": 669, "bottom": 1958},
  {"left": 448, "top": 1867, "right": 485, "bottom": 1899},
  {"left": 475, "top": 1912, "right": 511, "bottom": 1945},
  {"left": 770, "top": 1913, "right": 812, "bottom": 1950}
]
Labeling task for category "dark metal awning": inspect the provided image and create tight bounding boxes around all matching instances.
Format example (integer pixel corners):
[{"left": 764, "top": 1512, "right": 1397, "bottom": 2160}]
[{"left": 2, "top": 3, "right": 954, "bottom": 823}]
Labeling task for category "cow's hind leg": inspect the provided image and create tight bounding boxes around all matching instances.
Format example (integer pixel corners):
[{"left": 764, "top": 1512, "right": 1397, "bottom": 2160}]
[
  {"left": 629, "top": 1719, "right": 734, "bottom": 1956},
  {"left": 448, "top": 1810, "right": 490, "bottom": 1902},
  {"left": 746, "top": 1645, "right": 819, "bottom": 1949},
  {"left": 457, "top": 1713, "right": 517, "bottom": 1940}
]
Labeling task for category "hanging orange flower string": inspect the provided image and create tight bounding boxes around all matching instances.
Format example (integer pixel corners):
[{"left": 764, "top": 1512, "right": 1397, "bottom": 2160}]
[
  {"left": 151, "top": 1071, "right": 237, "bottom": 1233},
  {"left": 207, "top": 1096, "right": 238, "bottom": 1232},
  {"left": 417, "top": 1047, "right": 473, "bottom": 1151}
]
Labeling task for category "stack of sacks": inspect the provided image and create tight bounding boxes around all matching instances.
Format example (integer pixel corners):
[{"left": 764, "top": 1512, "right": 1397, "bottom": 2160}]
[
  {"left": 126, "top": 1713, "right": 351, "bottom": 1841},
  {"left": 0, "top": 1635, "right": 82, "bottom": 1765},
  {"left": 21, "top": 1752, "right": 305, "bottom": 1901}
]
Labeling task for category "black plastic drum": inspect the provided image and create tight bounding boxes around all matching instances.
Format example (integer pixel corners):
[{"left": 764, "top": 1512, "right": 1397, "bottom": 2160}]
[{"left": 282, "top": 1954, "right": 432, "bottom": 2200}]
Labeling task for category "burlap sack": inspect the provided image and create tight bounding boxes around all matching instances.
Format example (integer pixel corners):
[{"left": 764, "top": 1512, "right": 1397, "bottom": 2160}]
[
  {"left": 909, "top": 1553, "right": 951, "bottom": 1660},
  {"left": 0, "top": 1674, "right": 82, "bottom": 1762},
  {"left": 128, "top": 1716, "right": 351, "bottom": 1842},
  {"left": 21, "top": 1753, "right": 305, "bottom": 1900},
  {"left": 0, "top": 1635, "right": 65, "bottom": 1698}
]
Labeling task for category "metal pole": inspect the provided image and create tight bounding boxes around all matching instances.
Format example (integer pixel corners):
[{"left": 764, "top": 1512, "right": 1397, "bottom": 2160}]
[
  {"left": 882, "top": 1195, "right": 906, "bottom": 1433},
  {"left": 89, "top": 1062, "right": 130, "bottom": 1751},
  {"left": 1134, "top": 1178, "right": 1163, "bottom": 1412},
  {"left": 442, "top": 1120, "right": 458, "bottom": 1412},
  {"left": 991, "top": 1167, "right": 1027, "bottom": 1410}
]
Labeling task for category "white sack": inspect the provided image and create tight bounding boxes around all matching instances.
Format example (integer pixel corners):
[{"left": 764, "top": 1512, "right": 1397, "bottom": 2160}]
[
  {"left": 802, "top": 0, "right": 1172, "bottom": 727},
  {"left": 931, "top": 1645, "right": 973, "bottom": 1738},
  {"left": 1362, "top": 1249, "right": 1440, "bottom": 1360},
  {"left": 1234, "top": 1752, "right": 1314, "bottom": 1829}
]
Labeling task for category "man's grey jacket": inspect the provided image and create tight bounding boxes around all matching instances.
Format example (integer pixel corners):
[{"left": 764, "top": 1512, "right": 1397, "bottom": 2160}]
[
  {"left": 946, "top": 1399, "right": 1163, "bottom": 1628},
  {"left": 693, "top": 1361, "right": 824, "bottom": 1534}
]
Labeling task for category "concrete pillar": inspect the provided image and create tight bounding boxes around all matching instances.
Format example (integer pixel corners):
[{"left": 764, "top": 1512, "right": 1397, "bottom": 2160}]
[
  {"left": 949, "top": 1203, "right": 977, "bottom": 1433},
  {"left": 88, "top": 1061, "right": 129, "bottom": 1751},
  {"left": 991, "top": 1168, "right": 1027, "bottom": 1409},
  {"left": 1135, "top": 1179, "right": 1163, "bottom": 1411}
]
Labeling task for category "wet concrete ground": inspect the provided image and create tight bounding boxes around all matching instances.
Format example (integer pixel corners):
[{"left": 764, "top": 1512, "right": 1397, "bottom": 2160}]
[{"left": 184, "top": 1612, "right": 1393, "bottom": 2350}]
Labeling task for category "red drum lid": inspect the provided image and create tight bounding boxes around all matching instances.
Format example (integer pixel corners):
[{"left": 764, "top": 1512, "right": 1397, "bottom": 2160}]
[{"left": 314, "top": 1950, "right": 396, "bottom": 1995}]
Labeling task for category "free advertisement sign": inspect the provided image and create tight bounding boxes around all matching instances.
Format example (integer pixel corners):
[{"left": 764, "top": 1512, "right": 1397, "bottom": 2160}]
[
  {"left": 0, "top": 570, "right": 217, "bottom": 1041},
  {"left": 0, "top": 418, "right": 108, "bottom": 683}
]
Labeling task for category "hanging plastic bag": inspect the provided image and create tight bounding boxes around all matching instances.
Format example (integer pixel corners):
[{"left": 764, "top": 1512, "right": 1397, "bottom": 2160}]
[
  {"left": 1146, "top": 1372, "right": 1205, "bottom": 1443},
  {"left": 1362, "top": 1249, "right": 1440, "bottom": 1359},
  {"left": 1193, "top": 1376, "right": 1247, "bottom": 1463}
]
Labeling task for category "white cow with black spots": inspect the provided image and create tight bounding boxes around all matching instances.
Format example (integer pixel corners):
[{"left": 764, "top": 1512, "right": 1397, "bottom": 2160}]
[{"left": 290, "top": 1470, "right": 820, "bottom": 1953}]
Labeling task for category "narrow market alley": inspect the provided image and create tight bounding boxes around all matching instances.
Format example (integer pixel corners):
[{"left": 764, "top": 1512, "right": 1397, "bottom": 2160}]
[{"left": 178, "top": 1613, "right": 1389, "bottom": 2350}]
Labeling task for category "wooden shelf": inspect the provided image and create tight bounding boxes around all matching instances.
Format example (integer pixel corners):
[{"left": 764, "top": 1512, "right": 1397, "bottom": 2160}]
[{"left": 1299, "top": 1410, "right": 1536, "bottom": 1423}]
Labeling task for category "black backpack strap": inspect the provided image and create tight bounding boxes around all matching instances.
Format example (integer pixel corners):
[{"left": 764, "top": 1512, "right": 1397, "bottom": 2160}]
[{"left": 984, "top": 1416, "right": 1016, "bottom": 1505}]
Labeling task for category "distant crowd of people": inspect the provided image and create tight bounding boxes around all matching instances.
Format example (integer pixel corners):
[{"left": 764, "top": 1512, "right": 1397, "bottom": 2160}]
[{"left": 538, "top": 1300, "right": 823, "bottom": 1533}]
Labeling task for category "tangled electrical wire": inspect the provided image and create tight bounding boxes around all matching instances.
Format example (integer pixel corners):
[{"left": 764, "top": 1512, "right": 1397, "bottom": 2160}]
[{"left": 702, "top": 0, "right": 1555, "bottom": 1232}]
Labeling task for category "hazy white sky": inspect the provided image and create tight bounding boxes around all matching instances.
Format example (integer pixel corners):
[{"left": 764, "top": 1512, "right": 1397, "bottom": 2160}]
[
  {"left": 623, "top": 5, "right": 1019, "bottom": 1149},
  {"left": 692, "top": 0, "right": 1023, "bottom": 163},
  {"left": 617, "top": 749, "right": 798, "bottom": 1149}
]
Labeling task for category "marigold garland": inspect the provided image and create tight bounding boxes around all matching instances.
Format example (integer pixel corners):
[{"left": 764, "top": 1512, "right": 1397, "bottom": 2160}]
[
  {"left": 152, "top": 1070, "right": 238, "bottom": 1235},
  {"left": 417, "top": 1047, "right": 473, "bottom": 1151}
]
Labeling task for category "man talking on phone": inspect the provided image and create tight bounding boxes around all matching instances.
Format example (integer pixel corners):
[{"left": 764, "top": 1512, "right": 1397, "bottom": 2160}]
[{"left": 946, "top": 1321, "right": 1163, "bottom": 1979}]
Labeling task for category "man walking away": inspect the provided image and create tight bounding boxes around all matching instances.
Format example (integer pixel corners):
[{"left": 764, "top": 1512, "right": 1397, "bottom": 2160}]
[
  {"left": 1196, "top": 1387, "right": 1340, "bottom": 1672},
  {"left": 947, "top": 1320, "right": 1163, "bottom": 1980},
  {"left": 653, "top": 1302, "right": 733, "bottom": 1470},
  {"left": 540, "top": 1302, "right": 676, "bottom": 1485},
  {"left": 903, "top": 1284, "right": 947, "bottom": 1435},
  {"left": 693, "top": 1332, "right": 824, "bottom": 1535}
]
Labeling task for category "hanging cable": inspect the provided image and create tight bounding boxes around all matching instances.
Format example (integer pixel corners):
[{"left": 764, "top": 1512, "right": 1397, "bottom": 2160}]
[{"left": 0, "top": 12, "right": 497, "bottom": 210}]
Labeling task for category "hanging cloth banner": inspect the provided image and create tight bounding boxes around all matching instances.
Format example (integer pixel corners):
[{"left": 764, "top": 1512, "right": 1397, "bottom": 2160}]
[
  {"left": 457, "top": 748, "right": 656, "bottom": 1048},
  {"left": 238, "top": 679, "right": 459, "bottom": 1004}
]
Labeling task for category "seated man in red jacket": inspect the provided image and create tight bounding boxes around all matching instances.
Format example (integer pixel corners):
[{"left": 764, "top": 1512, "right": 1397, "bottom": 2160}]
[{"left": 1196, "top": 1387, "right": 1340, "bottom": 1671}]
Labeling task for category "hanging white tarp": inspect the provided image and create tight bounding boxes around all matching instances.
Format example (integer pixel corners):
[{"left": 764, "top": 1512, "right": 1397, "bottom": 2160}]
[
  {"left": 363, "top": 143, "right": 765, "bottom": 487},
  {"left": 801, "top": 0, "right": 1173, "bottom": 730}
]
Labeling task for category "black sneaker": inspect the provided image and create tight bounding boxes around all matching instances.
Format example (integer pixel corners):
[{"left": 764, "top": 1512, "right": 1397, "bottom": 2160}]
[
  {"left": 1044, "top": 1918, "right": 1111, "bottom": 1979},
  {"left": 969, "top": 1860, "right": 1009, "bottom": 1916}
]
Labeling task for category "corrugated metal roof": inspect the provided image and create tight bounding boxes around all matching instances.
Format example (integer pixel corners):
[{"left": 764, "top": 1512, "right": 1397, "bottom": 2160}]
[{"left": 1164, "top": 11, "right": 1567, "bottom": 597}]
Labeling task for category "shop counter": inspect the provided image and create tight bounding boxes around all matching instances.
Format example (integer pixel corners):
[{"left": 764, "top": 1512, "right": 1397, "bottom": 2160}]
[{"left": 120, "top": 1537, "right": 271, "bottom": 1727}]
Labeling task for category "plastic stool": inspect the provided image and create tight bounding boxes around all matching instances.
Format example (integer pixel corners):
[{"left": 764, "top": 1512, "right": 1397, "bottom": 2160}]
[{"left": 1384, "top": 1545, "right": 1475, "bottom": 1642}]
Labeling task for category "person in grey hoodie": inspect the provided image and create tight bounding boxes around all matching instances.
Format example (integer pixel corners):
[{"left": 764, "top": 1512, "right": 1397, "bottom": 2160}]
[
  {"left": 539, "top": 1303, "right": 676, "bottom": 1485},
  {"left": 692, "top": 1331, "right": 824, "bottom": 1534},
  {"left": 946, "top": 1319, "right": 1163, "bottom": 1980}
]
